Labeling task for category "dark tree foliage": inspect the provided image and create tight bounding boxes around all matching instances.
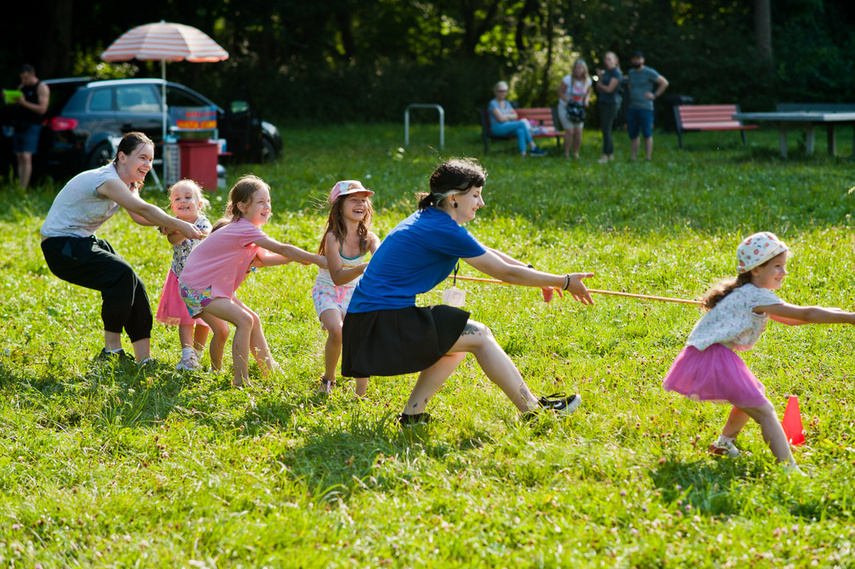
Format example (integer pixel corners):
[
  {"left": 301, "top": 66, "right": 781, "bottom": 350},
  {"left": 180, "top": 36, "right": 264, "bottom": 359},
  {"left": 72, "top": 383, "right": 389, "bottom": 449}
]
[{"left": 1, "top": 0, "right": 852, "bottom": 125}]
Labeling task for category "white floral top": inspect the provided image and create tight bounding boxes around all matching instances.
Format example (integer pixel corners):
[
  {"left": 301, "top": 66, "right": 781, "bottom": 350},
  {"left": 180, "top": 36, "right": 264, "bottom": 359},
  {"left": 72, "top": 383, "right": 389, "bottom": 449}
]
[
  {"left": 686, "top": 284, "right": 783, "bottom": 352},
  {"left": 170, "top": 215, "right": 212, "bottom": 276}
]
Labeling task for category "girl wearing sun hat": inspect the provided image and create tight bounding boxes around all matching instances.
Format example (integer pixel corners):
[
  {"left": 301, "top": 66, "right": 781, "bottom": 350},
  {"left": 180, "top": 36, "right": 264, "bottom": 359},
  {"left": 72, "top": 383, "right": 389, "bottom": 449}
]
[{"left": 662, "top": 231, "right": 855, "bottom": 470}]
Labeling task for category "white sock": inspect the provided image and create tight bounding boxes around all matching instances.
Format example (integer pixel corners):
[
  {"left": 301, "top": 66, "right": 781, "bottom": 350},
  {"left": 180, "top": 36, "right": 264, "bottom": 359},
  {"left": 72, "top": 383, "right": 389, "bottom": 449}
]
[
  {"left": 182, "top": 347, "right": 193, "bottom": 359},
  {"left": 717, "top": 435, "right": 736, "bottom": 444}
]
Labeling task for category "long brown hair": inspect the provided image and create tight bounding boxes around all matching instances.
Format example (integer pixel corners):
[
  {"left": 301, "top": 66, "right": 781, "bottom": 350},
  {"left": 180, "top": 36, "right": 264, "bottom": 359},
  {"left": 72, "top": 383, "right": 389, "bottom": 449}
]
[
  {"left": 212, "top": 175, "right": 268, "bottom": 232},
  {"left": 318, "top": 193, "right": 374, "bottom": 255},
  {"left": 701, "top": 272, "right": 753, "bottom": 311}
]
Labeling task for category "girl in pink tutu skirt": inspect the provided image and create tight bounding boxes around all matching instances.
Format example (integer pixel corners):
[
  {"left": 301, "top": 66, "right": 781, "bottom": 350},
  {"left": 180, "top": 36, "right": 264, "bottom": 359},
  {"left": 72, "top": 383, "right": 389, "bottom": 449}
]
[
  {"left": 663, "top": 232, "right": 855, "bottom": 467},
  {"left": 156, "top": 180, "right": 213, "bottom": 370}
]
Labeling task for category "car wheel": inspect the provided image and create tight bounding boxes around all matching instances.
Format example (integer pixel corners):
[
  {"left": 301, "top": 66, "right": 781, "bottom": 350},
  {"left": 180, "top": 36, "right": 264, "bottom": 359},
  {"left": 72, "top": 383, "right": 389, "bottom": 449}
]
[
  {"left": 259, "top": 137, "right": 276, "bottom": 164},
  {"left": 87, "top": 143, "right": 114, "bottom": 170}
]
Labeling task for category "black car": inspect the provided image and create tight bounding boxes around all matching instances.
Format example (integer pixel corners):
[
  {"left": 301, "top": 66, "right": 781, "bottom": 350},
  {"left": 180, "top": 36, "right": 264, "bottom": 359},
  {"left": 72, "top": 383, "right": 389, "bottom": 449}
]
[{"left": 2, "top": 77, "right": 282, "bottom": 182}]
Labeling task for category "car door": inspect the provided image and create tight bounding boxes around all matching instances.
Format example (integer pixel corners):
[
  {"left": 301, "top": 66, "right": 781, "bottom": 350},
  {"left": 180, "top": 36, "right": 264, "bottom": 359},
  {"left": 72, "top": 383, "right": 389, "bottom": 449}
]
[{"left": 114, "top": 83, "right": 164, "bottom": 142}]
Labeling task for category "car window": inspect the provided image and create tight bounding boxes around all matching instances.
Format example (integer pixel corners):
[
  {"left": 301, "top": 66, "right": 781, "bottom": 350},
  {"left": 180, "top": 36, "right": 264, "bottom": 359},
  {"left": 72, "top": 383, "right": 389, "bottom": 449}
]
[
  {"left": 167, "top": 86, "right": 208, "bottom": 108},
  {"left": 89, "top": 88, "right": 113, "bottom": 112},
  {"left": 116, "top": 85, "right": 161, "bottom": 113}
]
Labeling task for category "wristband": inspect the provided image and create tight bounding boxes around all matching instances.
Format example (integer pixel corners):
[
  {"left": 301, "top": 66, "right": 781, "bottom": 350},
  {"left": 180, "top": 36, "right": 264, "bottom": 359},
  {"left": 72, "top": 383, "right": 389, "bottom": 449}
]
[{"left": 563, "top": 274, "right": 571, "bottom": 291}]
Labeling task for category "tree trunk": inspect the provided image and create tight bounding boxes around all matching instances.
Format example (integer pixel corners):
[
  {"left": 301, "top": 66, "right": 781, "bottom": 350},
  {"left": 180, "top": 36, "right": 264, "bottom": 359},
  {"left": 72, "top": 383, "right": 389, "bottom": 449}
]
[{"left": 754, "top": 0, "right": 772, "bottom": 64}]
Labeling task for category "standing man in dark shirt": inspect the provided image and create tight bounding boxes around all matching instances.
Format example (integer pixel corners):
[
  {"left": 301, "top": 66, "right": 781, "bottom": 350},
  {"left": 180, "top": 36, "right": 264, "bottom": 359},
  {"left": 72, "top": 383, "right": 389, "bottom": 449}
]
[
  {"left": 626, "top": 51, "right": 668, "bottom": 161},
  {"left": 11, "top": 64, "right": 50, "bottom": 188}
]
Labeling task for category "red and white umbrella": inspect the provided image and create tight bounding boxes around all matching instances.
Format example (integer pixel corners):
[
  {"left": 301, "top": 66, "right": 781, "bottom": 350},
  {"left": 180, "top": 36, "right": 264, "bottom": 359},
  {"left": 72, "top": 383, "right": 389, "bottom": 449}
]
[{"left": 101, "top": 21, "right": 229, "bottom": 141}]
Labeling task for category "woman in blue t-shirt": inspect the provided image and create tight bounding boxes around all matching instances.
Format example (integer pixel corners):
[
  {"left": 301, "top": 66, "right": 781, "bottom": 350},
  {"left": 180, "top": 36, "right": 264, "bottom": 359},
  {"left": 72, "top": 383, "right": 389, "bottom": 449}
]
[{"left": 341, "top": 159, "right": 595, "bottom": 425}]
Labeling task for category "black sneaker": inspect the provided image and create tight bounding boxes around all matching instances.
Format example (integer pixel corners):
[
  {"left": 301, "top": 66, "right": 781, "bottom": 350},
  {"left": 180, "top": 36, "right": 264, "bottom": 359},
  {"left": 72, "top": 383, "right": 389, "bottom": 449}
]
[
  {"left": 96, "top": 348, "right": 133, "bottom": 363},
  {"left": 524, "top": 392, "right": 581, "bottom": 421},
  {"left": 398, "top": 412, "right": 432, "bottom": 426},
  {"left": 529, "top": 146, "right": 548, "bottom": 157}
]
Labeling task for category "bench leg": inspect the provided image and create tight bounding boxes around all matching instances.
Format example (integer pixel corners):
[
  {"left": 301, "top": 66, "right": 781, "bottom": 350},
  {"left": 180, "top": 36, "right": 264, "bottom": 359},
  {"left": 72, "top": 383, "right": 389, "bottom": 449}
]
[
  {"left": 741, "top": 130, "right": 747, "bottom": 146},
  {"left": 778, "top": 124, "right": 788, "bottom": 158},
  {"left": 827, "top": 124, "right": 837, "bottom": 156},
  {"left": 676, "top": 130, "right": 684, "bottom": 149},
  {"left": 805, "top": 124, "right": 815, "bottom": 155}
]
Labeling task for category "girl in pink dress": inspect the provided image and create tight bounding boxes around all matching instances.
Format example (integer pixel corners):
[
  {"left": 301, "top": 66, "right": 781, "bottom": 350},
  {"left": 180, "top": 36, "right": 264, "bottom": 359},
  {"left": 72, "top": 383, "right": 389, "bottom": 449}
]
[
  {"left": 663, "top": 232, "right": 855, "bottom": 469},
  {"left": 179, "top": 175, "right": 326, "bottom": 387},
  {"left": 155, "top": 179, "right": 212, "bottom": 371},
  {"left": 312, "top": 180, "right": 381, "bottom": 396}
]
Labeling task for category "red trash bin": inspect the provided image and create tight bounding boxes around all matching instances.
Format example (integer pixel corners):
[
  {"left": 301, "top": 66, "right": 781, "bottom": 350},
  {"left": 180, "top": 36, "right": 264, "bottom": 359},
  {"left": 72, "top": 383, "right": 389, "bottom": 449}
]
[{"left": 178, "top": 139, "right": 218, "bottom": 191}]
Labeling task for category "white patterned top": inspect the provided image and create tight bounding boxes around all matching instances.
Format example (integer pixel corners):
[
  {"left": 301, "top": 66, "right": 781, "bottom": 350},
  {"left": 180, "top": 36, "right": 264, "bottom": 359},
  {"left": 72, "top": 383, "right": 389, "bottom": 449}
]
[
  {"left": 686, "top": 283, "right": 783, "bottom": 352},
  {"left": 171, "top": 215, "right": 212, "bottom": 276}
]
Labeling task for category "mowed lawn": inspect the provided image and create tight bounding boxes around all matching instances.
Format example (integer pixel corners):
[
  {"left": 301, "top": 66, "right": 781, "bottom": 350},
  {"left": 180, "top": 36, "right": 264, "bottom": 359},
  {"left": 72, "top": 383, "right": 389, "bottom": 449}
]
[{"left": 1, "top": 122, "right": 855, "bottom": 567}]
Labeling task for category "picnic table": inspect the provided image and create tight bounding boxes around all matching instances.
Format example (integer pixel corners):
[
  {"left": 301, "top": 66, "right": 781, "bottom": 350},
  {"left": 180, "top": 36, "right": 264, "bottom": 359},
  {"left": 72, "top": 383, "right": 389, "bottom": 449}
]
[{"left": 731, "top": 111, "right": 855, "bottom": 158}]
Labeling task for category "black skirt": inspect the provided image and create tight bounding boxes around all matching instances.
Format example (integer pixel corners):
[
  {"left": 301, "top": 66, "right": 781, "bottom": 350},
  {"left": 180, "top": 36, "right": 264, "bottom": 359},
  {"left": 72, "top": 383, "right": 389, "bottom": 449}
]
[{"left": 341, "top": 305, "right": 470, "bottom": 378}]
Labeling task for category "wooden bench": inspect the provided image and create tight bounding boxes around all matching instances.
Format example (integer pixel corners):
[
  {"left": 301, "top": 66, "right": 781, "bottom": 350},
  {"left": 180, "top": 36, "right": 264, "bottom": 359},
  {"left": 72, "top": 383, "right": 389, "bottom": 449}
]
[
  {"left": 673, "top": 104, "right": 757, "bottom": 149},
  {"left": 478, "top": 107, "right": 564, "bottom": 154}
]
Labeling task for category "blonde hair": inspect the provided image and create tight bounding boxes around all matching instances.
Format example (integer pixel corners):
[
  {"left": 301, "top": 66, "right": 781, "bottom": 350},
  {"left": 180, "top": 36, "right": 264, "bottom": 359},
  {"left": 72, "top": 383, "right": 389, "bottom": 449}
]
[
  {"left": 493, "top": 81, "right": 509, "bottom": 94},
  {"left": 212, "top": 175, "right": 269, "bottom": 232},
  {"left": 572, "top": 59, "right": 589, "bottom": 81},
  {"left": 604, "top": 51, "right": 620, "bottom": 71},
  {"left": 168, "top": 179, "right": 210, "bottom": 215}
]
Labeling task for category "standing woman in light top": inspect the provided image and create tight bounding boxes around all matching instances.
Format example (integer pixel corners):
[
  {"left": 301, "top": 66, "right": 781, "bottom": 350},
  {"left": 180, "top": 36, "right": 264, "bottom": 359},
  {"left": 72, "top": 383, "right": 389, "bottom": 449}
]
[
  {"left": 341, "top": 158, "right": 594, "bottom": 425},
  {"left": 557, "top": 59, "right": 592, "bottom": 159},
  {"left": 40, "top": 132, "right": 202, "bottom": 364}
]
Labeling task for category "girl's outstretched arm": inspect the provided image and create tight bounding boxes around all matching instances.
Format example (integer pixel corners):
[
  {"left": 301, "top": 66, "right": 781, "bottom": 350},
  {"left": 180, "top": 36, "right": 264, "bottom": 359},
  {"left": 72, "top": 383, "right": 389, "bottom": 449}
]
[
  {"left": 757, "top": 303, "right": 855, "bottom": 326},
  {"left": 326, "top": 232, "right": 381, "bottom": 286},
  {"left": 254, "top": 237, "right": 327, "bottom": 268}
]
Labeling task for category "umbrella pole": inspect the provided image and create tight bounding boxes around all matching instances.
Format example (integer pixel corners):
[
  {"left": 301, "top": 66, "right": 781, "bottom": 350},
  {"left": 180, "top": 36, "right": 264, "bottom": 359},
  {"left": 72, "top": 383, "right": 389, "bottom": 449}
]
[{"left": 161, "top": 59, "right": 167, "bottom": 185}]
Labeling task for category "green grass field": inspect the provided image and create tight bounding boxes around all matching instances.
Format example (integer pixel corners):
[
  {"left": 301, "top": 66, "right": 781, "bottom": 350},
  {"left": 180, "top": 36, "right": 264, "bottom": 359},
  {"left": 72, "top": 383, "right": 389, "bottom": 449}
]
[{"left": 2, "top": 123, "right": 855, "bottom": 567}]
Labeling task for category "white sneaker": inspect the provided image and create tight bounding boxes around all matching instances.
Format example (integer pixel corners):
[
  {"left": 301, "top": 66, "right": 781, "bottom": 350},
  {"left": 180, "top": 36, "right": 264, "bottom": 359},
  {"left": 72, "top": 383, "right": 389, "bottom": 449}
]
[
  {"left": 175, "top": 352, "right": 199, "bottom": 371},
  {"left": 708, "top": 440, "right": 739, "bottom": 457}
]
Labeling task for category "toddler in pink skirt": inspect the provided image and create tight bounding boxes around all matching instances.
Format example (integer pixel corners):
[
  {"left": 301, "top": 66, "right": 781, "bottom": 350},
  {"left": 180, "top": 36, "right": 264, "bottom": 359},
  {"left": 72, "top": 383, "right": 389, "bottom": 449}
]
[
  {"left": 663, "top": 232, "right": 855, "bottom": 468},
  {"left": 155, "top": 180, "right": 212, "bottom": 370}
]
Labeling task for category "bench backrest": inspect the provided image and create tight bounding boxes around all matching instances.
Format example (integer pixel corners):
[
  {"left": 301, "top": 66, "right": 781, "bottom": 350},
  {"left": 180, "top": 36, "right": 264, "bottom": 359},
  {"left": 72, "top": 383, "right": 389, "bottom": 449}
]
[
  {"left": 675, "top": 104, "right": 743, "bottom": 129},
  {"left": 515, "top": 107, "right": 556, "bottom": 127},
  {"left": 776, "top": 102, "right": 855, "bottom": 113}
]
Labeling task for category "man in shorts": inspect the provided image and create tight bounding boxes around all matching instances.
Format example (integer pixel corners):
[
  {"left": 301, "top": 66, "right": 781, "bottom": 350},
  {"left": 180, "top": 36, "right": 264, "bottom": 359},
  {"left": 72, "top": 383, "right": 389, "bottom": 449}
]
[
  {"left": 626, "top": 50, "right": 668, "bottom": 161},
  {"left": 11, "top": 64, "right": 50, "bottom": 188}
]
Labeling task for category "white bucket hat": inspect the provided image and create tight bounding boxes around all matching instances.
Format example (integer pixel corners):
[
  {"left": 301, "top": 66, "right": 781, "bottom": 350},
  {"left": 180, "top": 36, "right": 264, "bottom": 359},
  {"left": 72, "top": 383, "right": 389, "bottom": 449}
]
[
  {"left": 329, "top": 180, "right": 373, "bottom": 204},
  {"left": 736, "top": 232, "right": 789, "bottom": 273}
]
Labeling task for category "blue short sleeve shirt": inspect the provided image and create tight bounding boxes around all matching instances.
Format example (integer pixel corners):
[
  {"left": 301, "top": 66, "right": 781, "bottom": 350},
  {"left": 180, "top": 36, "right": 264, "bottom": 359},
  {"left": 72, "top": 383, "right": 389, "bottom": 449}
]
[{"left": 347, "top": 207, "right": 487, "bottom": 313}]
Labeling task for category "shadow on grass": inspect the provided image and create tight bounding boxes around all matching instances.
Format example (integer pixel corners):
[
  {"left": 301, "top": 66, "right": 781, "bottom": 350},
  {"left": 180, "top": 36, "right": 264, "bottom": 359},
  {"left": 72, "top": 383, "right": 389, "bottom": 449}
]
[
  {"left": 649, "top": 456, "right": 766, "bottom": 517},
  {"left": 277, "top": 413, "right": 496, "bottom": 503}
]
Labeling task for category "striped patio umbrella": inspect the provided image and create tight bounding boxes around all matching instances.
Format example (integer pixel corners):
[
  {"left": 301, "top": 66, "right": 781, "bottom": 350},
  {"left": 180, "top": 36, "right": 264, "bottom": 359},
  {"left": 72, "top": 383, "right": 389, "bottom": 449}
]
[{"left": 101, "top": 21, "right": 229, "bottom": 142}]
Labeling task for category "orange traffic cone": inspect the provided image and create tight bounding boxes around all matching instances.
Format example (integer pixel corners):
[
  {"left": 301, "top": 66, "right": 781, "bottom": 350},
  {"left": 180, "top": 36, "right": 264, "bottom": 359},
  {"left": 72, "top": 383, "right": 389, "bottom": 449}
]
[{"left": 781, "top": 395, "right": 805, "bottom": 446}]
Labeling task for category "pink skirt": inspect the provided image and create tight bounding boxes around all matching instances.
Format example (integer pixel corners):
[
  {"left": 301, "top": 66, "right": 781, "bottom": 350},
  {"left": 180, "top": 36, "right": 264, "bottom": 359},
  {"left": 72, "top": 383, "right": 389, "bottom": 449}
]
[
  {"left": 662, "top": 343, "right": 770, "bottom": 408},
  {"left": 156, "top": 270, "right": 209, "bottom": 327}
]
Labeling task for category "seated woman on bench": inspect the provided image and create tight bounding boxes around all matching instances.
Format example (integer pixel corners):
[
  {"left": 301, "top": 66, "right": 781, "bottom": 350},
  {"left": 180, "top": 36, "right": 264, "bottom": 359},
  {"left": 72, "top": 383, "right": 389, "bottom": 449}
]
[{"left": 488, "top": 81, "right": 548, "bottom": 157}]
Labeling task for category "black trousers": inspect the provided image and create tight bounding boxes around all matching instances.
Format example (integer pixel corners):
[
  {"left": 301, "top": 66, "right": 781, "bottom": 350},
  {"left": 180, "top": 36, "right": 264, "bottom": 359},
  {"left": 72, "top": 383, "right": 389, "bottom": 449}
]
[
  {"left": 41, "top": 236, "right": 152, "bottom": 342},
  {"left": 599, "top": 102, "right": 619, "bottom": 155}
]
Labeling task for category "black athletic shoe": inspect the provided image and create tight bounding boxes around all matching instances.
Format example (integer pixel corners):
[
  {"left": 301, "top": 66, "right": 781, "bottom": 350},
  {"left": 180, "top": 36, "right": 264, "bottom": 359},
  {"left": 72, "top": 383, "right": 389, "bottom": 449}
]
[
  {"left": 398, "top": 412, "right": 432, "bottom": 426},
  {"left": 523, "top": 392, "right": 582, "bottom": 421},
  {"left": 96, "top": 348, "right": 133, "bottom": 363}
]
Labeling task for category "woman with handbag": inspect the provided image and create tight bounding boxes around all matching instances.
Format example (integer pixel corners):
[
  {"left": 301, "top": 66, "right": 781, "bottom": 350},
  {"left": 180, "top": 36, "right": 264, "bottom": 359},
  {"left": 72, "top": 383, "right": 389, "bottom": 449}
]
[{"left": 557, "top": 59, "right": 592, "bottom": 159}]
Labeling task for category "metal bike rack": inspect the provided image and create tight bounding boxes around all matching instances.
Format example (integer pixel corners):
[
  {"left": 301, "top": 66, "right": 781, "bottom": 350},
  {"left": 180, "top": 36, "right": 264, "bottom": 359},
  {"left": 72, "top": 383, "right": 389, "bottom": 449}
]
[{"left": 404, "top": 104, "right": 445, "bottom": 149}]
